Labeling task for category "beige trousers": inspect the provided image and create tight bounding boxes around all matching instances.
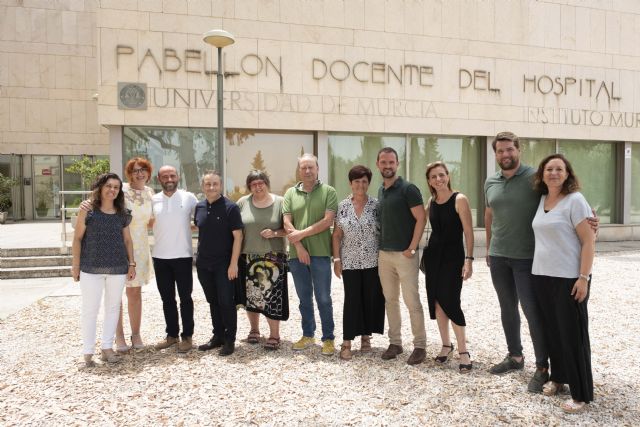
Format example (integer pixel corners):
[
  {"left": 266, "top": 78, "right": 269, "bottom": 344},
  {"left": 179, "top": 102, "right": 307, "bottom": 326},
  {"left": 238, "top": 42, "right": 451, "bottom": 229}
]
[{"left": 378, "top": 250, "right": 426, "bottom": 349}]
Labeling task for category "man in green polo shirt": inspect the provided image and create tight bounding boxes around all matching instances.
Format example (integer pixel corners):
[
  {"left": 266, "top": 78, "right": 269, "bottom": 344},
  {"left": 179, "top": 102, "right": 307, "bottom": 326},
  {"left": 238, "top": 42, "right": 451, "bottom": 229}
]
[
  {"left": 484, "top": 131, "right": 550, "bottom": 392},
  {"left": 376, "top": 147, "right": 427, "bottom": 365},
  {"left": 283, "top": 153, "right": 338, "bottom": 356}
]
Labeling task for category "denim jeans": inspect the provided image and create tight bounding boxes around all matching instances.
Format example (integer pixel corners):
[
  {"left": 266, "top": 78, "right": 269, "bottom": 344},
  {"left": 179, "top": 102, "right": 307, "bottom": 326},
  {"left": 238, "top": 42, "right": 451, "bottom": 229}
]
[
  {"left": 289, "top": 257, "right": 334, "bottom": 341},
  {"left": 197, "top": 266, "right": 237, "bottom": 343},
  {"left": 489, "top": 256, "right": 549, "bottom": 368}
]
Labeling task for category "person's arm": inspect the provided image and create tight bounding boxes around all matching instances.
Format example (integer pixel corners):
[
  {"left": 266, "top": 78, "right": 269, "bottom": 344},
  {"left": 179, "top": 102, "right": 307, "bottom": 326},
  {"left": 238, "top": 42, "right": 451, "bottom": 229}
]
[
  {"left": 122, "top": 225, "right": 136, "bottom": 281},
  {"left": 456, "top": 194, "right": 474, "bottom": 281},
  {"left": 71, "top": 209, "right": 88, "bottom": 282},
  {"left": 587, "top": 208, "right": 599, "bottom": 240},
  {"left": 79, "top": 199, "right": 92, "bottom": 212},
  {"left": 484, "top": 207, "right": 492, "bottom": 267},
  {"left": 332, "top": 224, "right": 343, "bottom": 279},
  {"left": 573, "top": 219, "right": 595, "bottom": 303},
  {"left": 228, "top": 229, "right": 243, "bottom": 280},
  {"left": 403, "top": 204, "right": 426, "bottom": 258},
  {"left": 259, "top": 228, "right": 287, "bottom": 239},
  {"left": 287, "top": 210, "right": 336, "bottom": 243}
]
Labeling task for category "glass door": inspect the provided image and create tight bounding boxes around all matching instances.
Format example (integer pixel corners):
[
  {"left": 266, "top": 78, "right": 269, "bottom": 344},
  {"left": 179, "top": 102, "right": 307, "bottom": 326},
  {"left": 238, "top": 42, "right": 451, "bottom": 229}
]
[{"left": 33, "top": 155, "right": 61, "bottom": 219}]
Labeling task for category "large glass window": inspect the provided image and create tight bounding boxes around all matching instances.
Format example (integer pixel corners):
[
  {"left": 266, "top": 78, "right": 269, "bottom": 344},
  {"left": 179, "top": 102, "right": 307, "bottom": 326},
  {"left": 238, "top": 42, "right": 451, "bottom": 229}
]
[
  {"left": 558, "top": 140, "right": 617, "bottom": 224},
  {"left": 328, "top": 133, "right": 405, "bottom": 202},
  {"left": 631, "top": 144, "right": 640, "bottom": 223},
  {"left": 33, "top": 155, "right": 61, "bottom": 219},
  {"left": 516, "top": 139, "right": 556, "bottom": 171},
  {"left": 410, "top": 136, "right": 483, "bottom": 226},
  {"left": 226, "top": 131, "right": 314, "bottom": 200},
  {"left": 124, "top": 127, "right": 219, "bottom": 195}
]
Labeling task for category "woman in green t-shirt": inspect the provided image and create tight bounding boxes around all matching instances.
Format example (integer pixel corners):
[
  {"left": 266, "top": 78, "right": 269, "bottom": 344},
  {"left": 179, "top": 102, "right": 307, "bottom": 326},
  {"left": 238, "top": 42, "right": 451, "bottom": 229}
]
[{"left": 236, "top": 170, "right": 289, "bottom": 350}]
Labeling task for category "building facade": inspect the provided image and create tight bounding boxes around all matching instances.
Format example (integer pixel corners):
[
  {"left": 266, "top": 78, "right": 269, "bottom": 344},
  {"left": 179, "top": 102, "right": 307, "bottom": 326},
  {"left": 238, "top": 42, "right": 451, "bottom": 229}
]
[{"left": 2, "top": 0, "right": 640, "bottom": 238}]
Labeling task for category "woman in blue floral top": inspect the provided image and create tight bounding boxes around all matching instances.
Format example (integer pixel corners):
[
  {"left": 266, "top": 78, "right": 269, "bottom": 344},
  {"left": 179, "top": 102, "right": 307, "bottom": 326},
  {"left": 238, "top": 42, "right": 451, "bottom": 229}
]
[{"left": 332, "top": 165, "right": 385, "bottom": 360}]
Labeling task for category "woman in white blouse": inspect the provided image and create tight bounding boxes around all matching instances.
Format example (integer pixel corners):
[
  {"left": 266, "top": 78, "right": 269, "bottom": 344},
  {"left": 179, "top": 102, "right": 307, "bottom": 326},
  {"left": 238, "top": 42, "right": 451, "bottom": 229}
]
[
  {"left": 531, "top": 154, "right": 595, "bottom": 414},
  {"left": 331, "top": 165, "right": 385, "bottom": 360}
]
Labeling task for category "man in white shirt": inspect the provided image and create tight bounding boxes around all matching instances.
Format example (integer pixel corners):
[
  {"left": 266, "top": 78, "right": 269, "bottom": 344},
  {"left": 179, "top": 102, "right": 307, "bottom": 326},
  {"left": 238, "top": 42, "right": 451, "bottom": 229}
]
[{"left": 152, "top": 165, "right": 198, "bottom": 353}]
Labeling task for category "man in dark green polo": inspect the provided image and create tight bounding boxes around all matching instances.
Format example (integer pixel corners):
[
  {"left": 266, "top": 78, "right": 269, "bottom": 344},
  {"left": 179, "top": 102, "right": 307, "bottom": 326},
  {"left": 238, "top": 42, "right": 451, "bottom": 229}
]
[{"left": 376, "top": 147, "right": 427, "bottom": 365}]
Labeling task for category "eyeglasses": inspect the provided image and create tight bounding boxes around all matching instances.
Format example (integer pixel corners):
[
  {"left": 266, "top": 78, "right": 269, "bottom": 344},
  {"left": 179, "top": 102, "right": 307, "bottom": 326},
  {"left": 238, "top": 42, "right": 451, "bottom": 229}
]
[
  {"left": 250, "top": 180, "right": 266, "bottom": 188},
  {"left": 132, "top": 168, "right": 148, "bottom": 174}
]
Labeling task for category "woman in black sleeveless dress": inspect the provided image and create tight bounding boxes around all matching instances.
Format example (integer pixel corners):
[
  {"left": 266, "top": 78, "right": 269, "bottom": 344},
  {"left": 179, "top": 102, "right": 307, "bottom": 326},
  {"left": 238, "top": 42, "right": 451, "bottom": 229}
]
[{"left": 422, "top": 161, "right": 475, "bottom": 372}]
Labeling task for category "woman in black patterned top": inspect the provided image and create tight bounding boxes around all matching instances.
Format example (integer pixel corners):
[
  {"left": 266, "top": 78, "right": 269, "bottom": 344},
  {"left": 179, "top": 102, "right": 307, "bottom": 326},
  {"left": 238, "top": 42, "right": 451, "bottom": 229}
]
[
  {"left": 72, "top": 173, "right": 135, "bottom": 367},
  {"left": 332, "top": 165, "right": 385, "bottom": 360}
]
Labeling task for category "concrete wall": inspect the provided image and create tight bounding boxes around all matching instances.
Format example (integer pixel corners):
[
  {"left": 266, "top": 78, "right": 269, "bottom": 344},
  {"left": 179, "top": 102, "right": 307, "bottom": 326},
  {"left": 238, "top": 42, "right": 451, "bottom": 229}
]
[
  {"left": 94, "top": 0, "right": 640, "bottom": 142},
  {"left": 0, "top": 0, "right": 107, "bottom": 155}
]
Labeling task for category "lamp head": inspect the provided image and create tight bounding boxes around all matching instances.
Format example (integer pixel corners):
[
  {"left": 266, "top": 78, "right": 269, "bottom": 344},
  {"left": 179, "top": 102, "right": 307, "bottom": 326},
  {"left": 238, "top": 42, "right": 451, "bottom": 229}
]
[{"left": 202, "top": 29, "right": 235, "bottom": 48}]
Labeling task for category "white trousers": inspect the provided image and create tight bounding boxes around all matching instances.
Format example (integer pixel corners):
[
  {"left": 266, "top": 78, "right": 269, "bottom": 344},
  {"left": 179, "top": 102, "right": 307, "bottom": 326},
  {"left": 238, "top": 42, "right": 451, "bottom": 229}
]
[{"left": 80, "top": 272, "right": 126, "bottom": 355}]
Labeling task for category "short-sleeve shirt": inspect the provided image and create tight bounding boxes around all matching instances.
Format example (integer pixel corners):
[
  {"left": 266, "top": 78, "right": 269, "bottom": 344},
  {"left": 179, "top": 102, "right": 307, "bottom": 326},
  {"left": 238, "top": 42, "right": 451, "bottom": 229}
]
[
  {"left": 378, "top": 177, "right": 424, "bottom": 251},
  {"left": 194, "top": 196, "right": 244, "bottom": 269},
  {"left": 532, "top": 192, "right": 592, "bottom": 278},
  {"left": 151, "top": 190, "right": 198, "bottom": 259},
  {"left": 282, "top": 180, "right": 338, "bottom": 259},
  {"left": 484, "top": 164, "right": 538, "bottom": 259},
  {"left": 237, "top": 194, "right": 286, "bottom": 255},
  {"left": 80, "top": 209, "right": 132, "bottom": 275},
  {"left": 335, "top": 196, "right": 379, "bottom": 270}
]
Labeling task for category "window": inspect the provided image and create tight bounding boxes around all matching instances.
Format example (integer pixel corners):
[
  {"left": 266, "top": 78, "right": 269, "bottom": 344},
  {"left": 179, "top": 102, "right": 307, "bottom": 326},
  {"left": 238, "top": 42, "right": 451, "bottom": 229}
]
[
  {"left": 410, "top": 136, "right": 483, "bottom": 226},
  {"left": 328, "top": 133, "right": 405, "bottom": 202}
]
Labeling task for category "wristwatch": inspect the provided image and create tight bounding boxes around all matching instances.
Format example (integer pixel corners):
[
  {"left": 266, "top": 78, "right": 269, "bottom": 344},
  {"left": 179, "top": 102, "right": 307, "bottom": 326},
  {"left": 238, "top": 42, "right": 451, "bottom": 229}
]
[{"left": 410, "top": 249, "right": 416, "bottom": 255}]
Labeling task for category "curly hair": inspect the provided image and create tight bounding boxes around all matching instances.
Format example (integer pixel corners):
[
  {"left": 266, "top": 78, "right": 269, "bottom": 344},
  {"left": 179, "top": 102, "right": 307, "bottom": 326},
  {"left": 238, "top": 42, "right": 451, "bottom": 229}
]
[
  {"left": 533, "top": 153, "right": 580, "bottom": 195},
  {"left": 124, "top": 157, "right": 153, "bottom": 183},
  {"left": 90, "top": 172, "right": 126, "bottom": 214},
  {"left": 425, "top": 161, "right": 452, "bottom": 199}
]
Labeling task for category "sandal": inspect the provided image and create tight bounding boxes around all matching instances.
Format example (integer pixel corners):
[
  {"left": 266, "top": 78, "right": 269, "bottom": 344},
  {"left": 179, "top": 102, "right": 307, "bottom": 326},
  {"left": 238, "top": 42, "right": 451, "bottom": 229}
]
[
  {"left": 459, "top": 351, "right": 473, "bottom": 373},
  {"left": 360, "top": 336, "right": 372, "bottom": 353},
  {"left": 263, "top": 337, "right": 280, "bottom": 351},
  {"left": 339, "top": 343, "right": 352, "bottom": 360},
  {"left": 561, "top": 399, "right": 587, "bottom": 414},
  {"left": 542, "top": 381, "right": 568, "bottom": 396},
  {"left": 246, "top": 330, "right": 261, "bottom": 344},
  {"left": 434, "top": 343, "right": 454, "bottom": 363}
]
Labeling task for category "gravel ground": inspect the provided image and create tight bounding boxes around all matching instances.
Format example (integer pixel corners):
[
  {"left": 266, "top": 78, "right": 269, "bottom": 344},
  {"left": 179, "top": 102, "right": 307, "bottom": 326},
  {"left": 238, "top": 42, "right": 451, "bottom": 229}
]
[{"left": 0, "top": 251, "right": 638, "bottom": 426}]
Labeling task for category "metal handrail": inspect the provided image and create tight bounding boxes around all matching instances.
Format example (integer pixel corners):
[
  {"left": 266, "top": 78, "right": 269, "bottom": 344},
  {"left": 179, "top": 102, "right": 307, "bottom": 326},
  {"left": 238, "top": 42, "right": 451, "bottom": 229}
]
[{"left": 59, "top": 190, "right": 92, "bottom": 249}]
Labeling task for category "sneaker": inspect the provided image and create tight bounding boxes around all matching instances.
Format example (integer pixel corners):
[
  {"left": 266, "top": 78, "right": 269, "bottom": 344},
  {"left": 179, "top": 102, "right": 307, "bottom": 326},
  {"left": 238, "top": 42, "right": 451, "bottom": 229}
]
[
  {"left": 321, "top": 339, "right": 335, "bottom": 356},
  {"left": 198, "top": 336, "right": 225, "bottom": 351},
  {"left": 154, "top": 336, "right": 178, "bottom": 350},
  {"left": 177, "top": 337, "right": 192, "bottom": 353},
  {"left": 490, "top": 354, "right": 525, "bottom": 374},
  {"left": 292, "top": 336, "right": 316, "bottom": 351},
  {"left": 219, "top": 342, "right": 235, "bottom": 356},
  {"left": 527, "top": 368, "right": 550, "bottom": 393},
  {"left": 381, "top": 344, "right": 403, "bottom": 360}
]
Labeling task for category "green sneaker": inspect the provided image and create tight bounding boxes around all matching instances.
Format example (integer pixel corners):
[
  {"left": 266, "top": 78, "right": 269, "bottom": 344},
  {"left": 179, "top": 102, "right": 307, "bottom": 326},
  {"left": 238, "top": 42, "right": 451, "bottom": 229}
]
[
  {"left": 490, "top": 354, "right": 525, "bottom": 374},
  {"left": 321, "top": 339, "right": 335, "bottom": 356},
  {"left": 528, "top": 368, "right": 550, "bottom": 393},
  {"left": 292, "top": 336, "right": 315, "bottom": 351}
]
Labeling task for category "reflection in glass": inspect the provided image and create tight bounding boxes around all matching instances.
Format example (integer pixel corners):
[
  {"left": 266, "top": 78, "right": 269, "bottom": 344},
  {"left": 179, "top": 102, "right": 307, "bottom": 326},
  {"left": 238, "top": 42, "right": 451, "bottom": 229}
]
[
  {"left": 515, "top": 139, "right": 556, "bottom": 171},
  {"left": 410, "top": 136, "right": 483, "bottom": 226},
  {"left": 62, "top": 155, "right": 84, "bottom": 208},
  {"left": 559, "top": 140, "right": 616, "bottom": 224},
  {"left": 123, "top": 127, "right": 219, "bottom": 195},
  {"left": 630, "top": 144, "right": 640, "bottom": 223},
  {"left": 328, "top": 134, "right": 406, "bottom": 202},
  {"left": 33, "top": 155, "right": 61, "bottom": 219},
  {"left": 226, "top": 131, "right": 314, "bottom": 201}
]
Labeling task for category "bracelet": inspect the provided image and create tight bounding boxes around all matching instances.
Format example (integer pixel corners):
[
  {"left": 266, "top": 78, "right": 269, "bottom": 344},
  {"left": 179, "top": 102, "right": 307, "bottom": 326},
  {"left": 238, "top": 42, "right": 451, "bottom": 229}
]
[
  {"left": 333, "top": 258, "right": 341, "bottom": 262},
  {"left": 129, "top": 262, "right": 136, "bottom": 267},
  {"left": 579, "top": 273, "right": 589, "bottom": 281},
  {"left": 465, "top": 256, "right": 474, "bottom": 260}
]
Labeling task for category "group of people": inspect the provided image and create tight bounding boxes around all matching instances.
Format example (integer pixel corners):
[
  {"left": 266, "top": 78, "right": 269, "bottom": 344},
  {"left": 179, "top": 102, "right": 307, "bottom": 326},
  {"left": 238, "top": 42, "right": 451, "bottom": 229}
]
[{"left": 72, "top": 131, "right": 596, "bottom": 414}]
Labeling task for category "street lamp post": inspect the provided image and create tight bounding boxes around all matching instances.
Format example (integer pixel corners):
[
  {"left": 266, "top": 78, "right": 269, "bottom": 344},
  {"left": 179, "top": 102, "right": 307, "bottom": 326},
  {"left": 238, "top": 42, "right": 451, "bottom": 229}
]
[{"left": 203, "top": 29, "right": 235, "bottom": 194}]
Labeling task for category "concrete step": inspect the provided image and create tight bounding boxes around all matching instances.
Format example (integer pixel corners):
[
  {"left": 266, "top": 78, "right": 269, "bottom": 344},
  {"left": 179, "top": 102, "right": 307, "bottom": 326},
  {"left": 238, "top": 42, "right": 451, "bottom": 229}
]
[
  {"left": 0, "top": 266, "right": 71, "bottom": 279},
  {"left": 0, "top": 255, "right": 72, "bottom": 268},
  {"left": 0, "top": 247, "right": 70, "bottom": 257}
]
